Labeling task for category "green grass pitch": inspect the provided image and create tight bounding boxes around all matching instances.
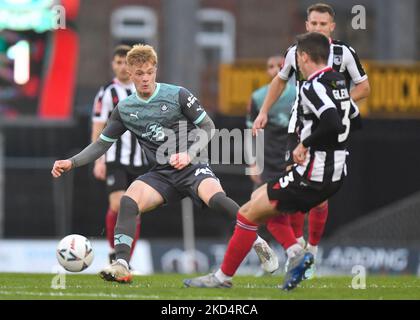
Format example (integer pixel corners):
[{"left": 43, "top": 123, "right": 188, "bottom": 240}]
[{"left": 0, "top": 273, "right": 419, "bottom": 300}]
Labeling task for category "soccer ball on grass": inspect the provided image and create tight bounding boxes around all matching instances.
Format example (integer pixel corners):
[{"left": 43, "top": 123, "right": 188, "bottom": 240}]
[{"left": 56, "top": 234, "right": 94, "bottom": 272}]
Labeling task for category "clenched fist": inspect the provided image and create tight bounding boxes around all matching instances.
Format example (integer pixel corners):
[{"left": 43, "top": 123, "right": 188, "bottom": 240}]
[{"left": 51, "top": 159, "right": 73, "bottom": 178}]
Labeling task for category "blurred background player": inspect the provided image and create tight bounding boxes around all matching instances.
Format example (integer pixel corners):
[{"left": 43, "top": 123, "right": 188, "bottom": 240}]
[
  {"left": 252, "top": 2, "right": 370, "bottom": 277},
  {"left": 52, "top": 44, "right": 277, "bottom": 283},
  {"left": 91, "top": 45, "right": 148, "bottom": 265},
  {"left": 185, "top": 31, "right": 362, "bottom": 291},
  {"left": 245, "top": 55, "right": 296, "bottom": 186}
]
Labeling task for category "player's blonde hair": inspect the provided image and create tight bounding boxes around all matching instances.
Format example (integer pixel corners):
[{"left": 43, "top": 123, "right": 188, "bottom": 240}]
[{"left": 126, "top": 44, "right": 158, "bottom": 66}]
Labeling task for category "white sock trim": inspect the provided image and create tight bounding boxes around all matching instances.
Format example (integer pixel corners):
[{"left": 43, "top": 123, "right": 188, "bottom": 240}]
[
  {"left": 215, "top": 269, "right": 232, "bottom": 282},
  {"left": 116, "top": 259, "right": 129, "bottom": 270},
  {"left": 253, "top": 235, "right": 265, "bottom": 246},
  {"left": 306, "top": 244, "right": 318, "bottom": 257},
  {"left": 286, "top": 243, "right": 304, "bottom": 258}
]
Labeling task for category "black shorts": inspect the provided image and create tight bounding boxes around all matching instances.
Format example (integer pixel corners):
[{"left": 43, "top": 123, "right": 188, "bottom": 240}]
[
  {"left": 136, "top": 163, "right": 218, "bottom": 208},
  {"left": 106, "top": 163, "right": 149, "bottom": 195},
  {"left": 266, "top": 167, "right": 343, "bottom": 213}
]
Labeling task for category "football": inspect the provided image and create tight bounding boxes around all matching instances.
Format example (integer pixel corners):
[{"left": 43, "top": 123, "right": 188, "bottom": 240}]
[{"left": 56, "top": 234, "right": 94, "bottom": 272}]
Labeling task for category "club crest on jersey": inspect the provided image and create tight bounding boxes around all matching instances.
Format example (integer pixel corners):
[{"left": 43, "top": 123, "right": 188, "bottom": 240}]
[
  {"left": 333, "top": 54, "right": 342, "bottom": 65},
  {"left": 142, "top": 122, "right": 165, "bottom": 141},
  {"left": 160, "top": 104, "right": 168, "bottom": 112}
]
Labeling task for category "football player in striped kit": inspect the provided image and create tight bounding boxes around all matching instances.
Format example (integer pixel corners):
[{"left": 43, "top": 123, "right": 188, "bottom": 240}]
[
  {"left": 252, "top": 3, "right": 370, "bottom": 278},
  {"left": 184, "top": 32, "right": 361, "bottom": 291}
]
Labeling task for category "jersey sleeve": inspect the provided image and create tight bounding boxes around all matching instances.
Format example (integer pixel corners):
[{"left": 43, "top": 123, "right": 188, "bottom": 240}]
[
  {"left": 302, "top": 80, "right": 337, "bottom": 119},
  {"left": 278, "top": 45, "right": 296, "bottom": 81},
  {"left": 343, "top": 45, "right": 368, "bottom": 84},
  {"left": 179, "top": 87, "right": 207, "bottom": 125},
  {"left": 92, "top": 86, "right": 113, "bottom": 123},
  {"left": 100, "top": 107, "right": 127, "bottom": 143}
]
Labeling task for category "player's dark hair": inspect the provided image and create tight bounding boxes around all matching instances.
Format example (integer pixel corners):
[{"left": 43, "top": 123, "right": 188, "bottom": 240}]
[
  {"left": 113, "top": 45, "right": 131, "bottom": 58},
  {"left": 307, "top": 3, "right": 335, "bottom": 20},
  {"left": 296, "top": 32, "right": 330, "bottom": 64}
]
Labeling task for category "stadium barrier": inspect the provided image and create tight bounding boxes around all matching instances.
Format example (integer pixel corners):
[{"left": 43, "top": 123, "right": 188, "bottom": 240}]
[{"left": 1, "top": 239, "right": 419, "bottom": 276}]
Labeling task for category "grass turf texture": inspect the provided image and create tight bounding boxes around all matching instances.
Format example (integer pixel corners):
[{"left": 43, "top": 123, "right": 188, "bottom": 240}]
[{"left": 0, "top": 273, "right": 419, "bottom": 300}]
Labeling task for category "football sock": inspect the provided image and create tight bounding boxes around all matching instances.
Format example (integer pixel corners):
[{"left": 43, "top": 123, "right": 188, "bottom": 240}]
[
  {"left": 220, "top": 212, "right": 258, "bottom": 276},
  {"left": 266, "top": 214, "right": 298, "bottom": 250},
  {"left": 105, "top": 208, "right": 118, "bottom": 248},
  {"left": 208, "top": 193, "right": 268, "bottom": 252},
  {"left": 286, "top": 243, "right": 304, "bottom": 258},
  {"left": 116, "top": 259, "right": 129, "bottom": 270},
  {"left": 308, "top": 202, "right": 328, "bottom": 246},
  {"left": 129, "top": 215, "right": 141, "bottom": 258},
  {"left": 208, "top": 192, "right": 240, "bottom": 219},
  {"left": 289, "top": 211, "right": 305, "bottom": 238},
  {"left": 215, "top": 268, "right": 232, "bottom": 282},
  {"left": 114, "top": 196, "right": 139, "bottom": 263},
  {"left": 306, "top": 243, "right": 318, "bottom": 257},
  {"left": 296, "top": 236, "right": 306, "bottom": 248}
]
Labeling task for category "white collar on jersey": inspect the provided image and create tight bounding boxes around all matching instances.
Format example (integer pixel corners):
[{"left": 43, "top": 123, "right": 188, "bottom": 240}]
[{"left": 135, "top": 83, "right": 161, "bottom": 104}]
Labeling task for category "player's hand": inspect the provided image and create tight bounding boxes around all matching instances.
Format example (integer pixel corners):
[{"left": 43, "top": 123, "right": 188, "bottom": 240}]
[
  {"left": 51, "top": 159, "right": 73, "bottom": 178},
  {"left": 169, "top": 152, "right": 192, "bottom": 170},
  {"left": 292, "top": 143, "right": 308, "bottom": 165},
  {"left": 93, "top": 158, "right": 106, "bottom": 181},
  {"left": 252, "top": 112, "right": 268, "bottom": 136}
]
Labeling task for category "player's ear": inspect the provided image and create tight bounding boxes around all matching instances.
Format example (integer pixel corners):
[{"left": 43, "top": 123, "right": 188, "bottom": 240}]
[
  {"left": 330, "top": 21, "right": 336, "bottom": 33},
  {"left": 305, "top": 20, "right": 310, "bottom": 32},
  {"left": 302, "top": 51, "right": 309, "bottom": 63}
]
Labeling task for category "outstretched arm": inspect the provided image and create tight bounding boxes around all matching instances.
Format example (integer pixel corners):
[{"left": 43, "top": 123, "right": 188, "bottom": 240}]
[
  {"left": 252, "top": 76, "right": 286, "bottom": 136},
  {"left": 51, "top": 107, "right": 127, "bottom": 178},
  {"left": 51, "top": 139, "right": 113, "bottom": 178}
]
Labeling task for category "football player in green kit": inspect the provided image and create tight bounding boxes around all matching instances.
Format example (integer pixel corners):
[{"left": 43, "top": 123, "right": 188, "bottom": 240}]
[{"left": 51, "top": 44, "right": 278, "bottom": 283}]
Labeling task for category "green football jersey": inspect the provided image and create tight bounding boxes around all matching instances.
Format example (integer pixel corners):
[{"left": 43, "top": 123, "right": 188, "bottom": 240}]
[
  {"left": 100, "top": 83, "right": 207, "bottom": 170},
  {"left": 246, "top": 81, "right": 296, "bottom": 129}
]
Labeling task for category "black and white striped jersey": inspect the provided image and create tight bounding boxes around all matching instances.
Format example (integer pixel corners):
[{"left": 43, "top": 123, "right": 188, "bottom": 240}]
[
  {"left": 295, "top": 66, "right": 359, "bottom": 184},
  {"left": 92, "top": 78, "right": 147, "bottom": 167},
  {"left": 278, "top": 39, "right": 367, "bottom": 134}
]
